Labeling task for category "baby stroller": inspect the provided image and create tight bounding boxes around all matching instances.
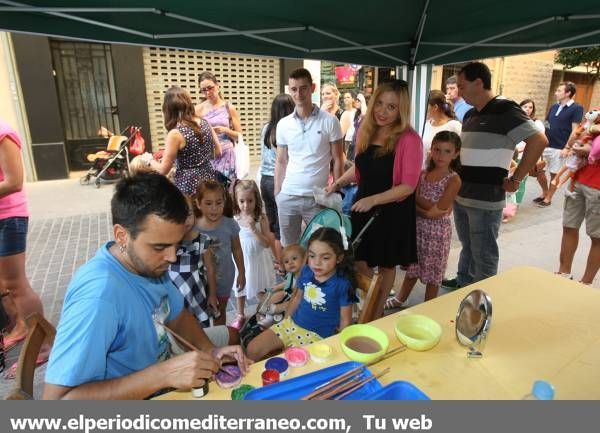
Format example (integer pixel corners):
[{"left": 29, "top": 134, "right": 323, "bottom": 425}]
[
  {"left": 80, "top": 126, "right": 145, "bottom": 188},
  {"left": 239, "top": 207, "right": 379, "bottom": 348}
]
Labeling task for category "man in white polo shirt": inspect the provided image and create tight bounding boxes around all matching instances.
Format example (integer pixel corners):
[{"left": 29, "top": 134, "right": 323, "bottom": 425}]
[{"left": 274, "top": 68, "right": 344, "bottom": 246}]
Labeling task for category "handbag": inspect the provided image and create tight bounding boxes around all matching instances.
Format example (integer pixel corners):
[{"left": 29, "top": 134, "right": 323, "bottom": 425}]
[
  {"left": 235, "top": 134, "right": 250, "bottom": 179},
  {"left": 129, "top": 126, "right": 145, "bottom": 156}
]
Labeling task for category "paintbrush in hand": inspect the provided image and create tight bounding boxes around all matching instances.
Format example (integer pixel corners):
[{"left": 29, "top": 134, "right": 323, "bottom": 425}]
[{"left": 153, "top": 318, "right": 236, "bottom": 379}]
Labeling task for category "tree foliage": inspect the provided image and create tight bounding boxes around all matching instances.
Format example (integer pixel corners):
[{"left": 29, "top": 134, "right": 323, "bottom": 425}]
[{"left": 555, "top": 48, "right": 600, "bottom": 82}]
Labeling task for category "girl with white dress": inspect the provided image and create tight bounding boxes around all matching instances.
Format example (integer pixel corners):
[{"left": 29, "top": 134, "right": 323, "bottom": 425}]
[{"left": 232, "top": 180, "right": 276, "bottom": 328}]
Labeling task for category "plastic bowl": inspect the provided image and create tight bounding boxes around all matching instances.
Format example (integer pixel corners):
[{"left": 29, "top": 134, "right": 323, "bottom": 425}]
[
  {"left": 394, "top": 314, "right": 442, "bottom": 351},
  {"left": 340, "top": 324, "right": 389, "bottom": 364}
]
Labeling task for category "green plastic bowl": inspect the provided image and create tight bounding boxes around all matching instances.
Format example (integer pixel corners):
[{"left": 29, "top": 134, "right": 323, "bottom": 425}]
[
  {"left": 340, "top": 324, "right": 389, "bottom": 364},
  {"left": 395, "top": 314, "right": 442, "bottom": 351}
]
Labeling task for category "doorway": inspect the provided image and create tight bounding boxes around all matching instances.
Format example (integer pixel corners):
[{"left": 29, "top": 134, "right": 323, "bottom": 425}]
[{"left": 50, "top": 40, "right": 120, "bottom": 170}]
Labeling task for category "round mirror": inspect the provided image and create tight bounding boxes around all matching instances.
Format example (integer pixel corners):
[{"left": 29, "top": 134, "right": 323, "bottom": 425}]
[{"left": 455, "top": 289, "right": 492, "bottom": 358}]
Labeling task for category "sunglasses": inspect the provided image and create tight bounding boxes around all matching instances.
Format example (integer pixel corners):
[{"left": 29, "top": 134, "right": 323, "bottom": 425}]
[{"left": 200, "top": 85, "right": 216, "bottom": 93}]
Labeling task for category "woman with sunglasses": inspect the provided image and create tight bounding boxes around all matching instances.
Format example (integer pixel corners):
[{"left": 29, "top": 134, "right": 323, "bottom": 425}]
[
  {"left": 196, "top": 72, "right": 243, "bottom": 186},
  {"left": 326, "top": 80, "right": 423, "bottom": 319}
]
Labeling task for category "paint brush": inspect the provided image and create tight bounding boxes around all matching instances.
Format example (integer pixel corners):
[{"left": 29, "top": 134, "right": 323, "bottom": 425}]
[
  {"left": 332, "top": 367, "right": 390, "bottom": 400},
  {"left": 301, "top": 365, "right": 366, "bottom": 400},
  {"left": 153, "top": 318, "right": 236, "bottom": 379},
  {"left": 368, "top": 344, "right": 407, "bottom": 365}
]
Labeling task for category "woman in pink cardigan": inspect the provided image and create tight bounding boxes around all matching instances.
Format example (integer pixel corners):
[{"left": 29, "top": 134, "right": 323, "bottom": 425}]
[
  {"left": 0, "top": 119, "right": 50, "bottom": 376},
  {"left": 327, "top": 80, "right": 423, "bottom": 319}
]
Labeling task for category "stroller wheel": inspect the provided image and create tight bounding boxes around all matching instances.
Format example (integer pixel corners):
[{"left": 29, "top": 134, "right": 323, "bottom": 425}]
[
  {"left": 94, "top": 179, "right": 101, "bottom": 189},
  {"left": 79, "top": 175, "right": 91, "bottom": 185}
]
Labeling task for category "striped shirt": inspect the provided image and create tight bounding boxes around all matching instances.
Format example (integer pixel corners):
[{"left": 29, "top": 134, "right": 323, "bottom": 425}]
[{"left": 456, "top": 97, "right": 539, "bottom": 210}]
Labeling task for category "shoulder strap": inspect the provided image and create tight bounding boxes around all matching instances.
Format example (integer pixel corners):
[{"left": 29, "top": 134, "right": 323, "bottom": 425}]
[{"left": 225, "top": 101, "right": 233, "bottom": 129}]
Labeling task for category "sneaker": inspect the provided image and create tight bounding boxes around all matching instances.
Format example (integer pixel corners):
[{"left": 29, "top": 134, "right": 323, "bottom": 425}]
[
  {"left": 230, "top": 315, "right": 246, "bottom": 330},
  {"left": 564, "top": 190, "right": 576, "bottom": 199},
  {"left": 441, "top": 278, "right": 462, "bottom": 291},
  {"left": 533, "top": 197, "right": 545, "bottom": 203}
]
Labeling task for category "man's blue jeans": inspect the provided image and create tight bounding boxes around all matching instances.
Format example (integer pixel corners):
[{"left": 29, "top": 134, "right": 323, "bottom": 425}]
[{"left": 453, "top": 201, "right": 503, "bottom": 286}]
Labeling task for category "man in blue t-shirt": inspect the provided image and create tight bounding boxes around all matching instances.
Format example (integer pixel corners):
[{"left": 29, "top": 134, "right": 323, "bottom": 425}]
[
  {"left": 43, "top": 173, "right": 248, "bottom": 399},
  {"left": 535, "top": 81, "right": 584, "bottom": 207},
  {"left": 446, "top": 75, "right": 473, "bottom": 122}
]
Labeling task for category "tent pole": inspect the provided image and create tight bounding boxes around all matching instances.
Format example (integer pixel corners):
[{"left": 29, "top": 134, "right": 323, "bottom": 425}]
[
  {"left": 409, "top": 0, "right": 430, "bottom": 66},
  {"left": 163, "top": 11, "right": 309, "bottom": 52},
  {"left": 154, "top": 27, "right": 305, "bottom": 40},
  {"left": 420, "top": 17, "right": 555, "bottom": 64},
  {"left": 309, "top": 26, "right": 407, "bottom": 64},
  {"left": 312, "top": 42, "right": 410, "bottom": 53}
]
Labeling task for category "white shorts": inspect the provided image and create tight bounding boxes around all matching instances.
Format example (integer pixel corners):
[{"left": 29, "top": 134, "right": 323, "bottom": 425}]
[
  {"left": 542, "top": 147, "right": 564, "bottom": 174},
  {"left": 169, "top": 325, "right": 230, "bottom": 354}
]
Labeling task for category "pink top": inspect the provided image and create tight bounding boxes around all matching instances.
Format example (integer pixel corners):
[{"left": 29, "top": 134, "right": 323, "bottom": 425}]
[
  {"left": 0, "top": 120, "right": 29, "bottom": 219},
  {"left": 355, "top": 127, "right": 423, "bottom": 190}
]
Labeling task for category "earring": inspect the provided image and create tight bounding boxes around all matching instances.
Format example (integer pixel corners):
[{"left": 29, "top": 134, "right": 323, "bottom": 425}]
[{"left": 119, "top": 244, "right": 126, "bottom": 254}]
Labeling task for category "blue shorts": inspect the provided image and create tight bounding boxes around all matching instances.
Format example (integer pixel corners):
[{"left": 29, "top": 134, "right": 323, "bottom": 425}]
[{"left": 0, "top": 217, "right": 28, "bottom": 257}]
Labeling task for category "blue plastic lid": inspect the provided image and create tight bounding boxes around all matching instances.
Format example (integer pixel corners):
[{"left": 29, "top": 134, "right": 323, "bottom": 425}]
[
  {"left": 532, "top": 380, "right": 555, "bottom": 400},
  {"left": 265, "top": 357, "right": 289, "bottom": 375}
]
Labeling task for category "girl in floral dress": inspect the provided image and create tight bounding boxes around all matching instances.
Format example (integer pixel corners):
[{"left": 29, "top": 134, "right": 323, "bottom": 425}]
[
  {"left": 245, "top": 227, "right": 355, "bottom": 361},
  {"left": 386, "top": 131, "right": 462, "bottom": 307}
]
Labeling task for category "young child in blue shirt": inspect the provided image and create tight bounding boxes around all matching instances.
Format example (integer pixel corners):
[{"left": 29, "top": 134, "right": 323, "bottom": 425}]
[{"left": 246, "top": 227, "right": 356, "bottom": 361}]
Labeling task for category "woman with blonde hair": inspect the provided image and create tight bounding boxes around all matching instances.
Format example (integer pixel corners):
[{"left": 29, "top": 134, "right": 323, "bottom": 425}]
[
  {"left": 321, "top": 83, "right": 343, "bottom": 120},
  {"left": 327, "top": 80, "right": 423, "bottom": 319}
]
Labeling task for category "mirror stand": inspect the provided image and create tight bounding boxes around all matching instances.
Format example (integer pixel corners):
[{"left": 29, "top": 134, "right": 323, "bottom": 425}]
[
  {"left": 466, "top": 332, "right": 487, "bottom": 358},
  {"left": 455, "top": 289, "right": 492, "bottom": 359}
]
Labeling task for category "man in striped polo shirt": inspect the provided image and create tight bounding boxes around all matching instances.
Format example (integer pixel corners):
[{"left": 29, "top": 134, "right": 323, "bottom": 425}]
[{"left": 442, "top": 62, "right": 548, "bottom": 290}]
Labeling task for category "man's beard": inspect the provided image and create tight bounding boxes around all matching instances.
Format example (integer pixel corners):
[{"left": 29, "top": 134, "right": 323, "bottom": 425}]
[{"left": 126, "top": 242, "right": 164, "bottom": 279}]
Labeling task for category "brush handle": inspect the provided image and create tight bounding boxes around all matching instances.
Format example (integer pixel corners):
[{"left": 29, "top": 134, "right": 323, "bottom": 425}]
[
  {"left": 333, "top": 367, "right": 390, "bottom": 400},
  {"left": 301, "top": 365, "right": 365, "bottom": 400}
]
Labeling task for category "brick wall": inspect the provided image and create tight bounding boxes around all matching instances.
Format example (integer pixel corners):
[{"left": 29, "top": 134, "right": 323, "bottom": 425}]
[
  {"left": 499, "top": 51, "right": 555, "bottom": 119},
  {"left": 589, "top": 80, "right": 600, "bottom": 110}
]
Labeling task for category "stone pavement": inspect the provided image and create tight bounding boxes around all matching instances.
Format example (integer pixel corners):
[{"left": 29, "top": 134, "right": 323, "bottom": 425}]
[{"left": 0, "top": 173, "right": 596, "bottom": 399}]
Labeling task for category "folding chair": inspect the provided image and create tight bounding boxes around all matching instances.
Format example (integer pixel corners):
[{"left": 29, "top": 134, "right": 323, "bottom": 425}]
[
  {"left": 356, "top": 271, "right": 383, "bottom": 324},
  {"left": 5, "top": 313, "right": 55, "bottom": 400}
]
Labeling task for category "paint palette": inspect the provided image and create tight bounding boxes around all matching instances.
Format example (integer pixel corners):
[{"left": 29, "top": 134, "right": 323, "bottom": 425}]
[{"left": 243, "top": 361, "right": 429, "bottom": 400}]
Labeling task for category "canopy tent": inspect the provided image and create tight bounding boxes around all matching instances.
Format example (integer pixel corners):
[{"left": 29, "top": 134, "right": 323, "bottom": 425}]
[{"left": 1, "top": 0, "right": 599, "bottom": 128}]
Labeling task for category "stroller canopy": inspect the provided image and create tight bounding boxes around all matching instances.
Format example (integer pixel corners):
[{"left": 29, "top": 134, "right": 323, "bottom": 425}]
[{"left": 299, "top": 208, "right": 352, "bottom": 251}]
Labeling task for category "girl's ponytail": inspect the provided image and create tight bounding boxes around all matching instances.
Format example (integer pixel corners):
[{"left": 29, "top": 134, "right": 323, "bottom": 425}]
[{"left": 338, "top": 248, "right": 358, "bottom": 302}]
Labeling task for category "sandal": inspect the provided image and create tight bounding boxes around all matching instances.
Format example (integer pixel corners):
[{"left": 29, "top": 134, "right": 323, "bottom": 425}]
[
  {"left": 3, "top": 355, "right": 49, "bottom": 380},
  {"left": 2, "top": 333, "right": 27, "bottom": 352},
  {"left": 384, "top": 297, "right": 404, "bottom": 310}
]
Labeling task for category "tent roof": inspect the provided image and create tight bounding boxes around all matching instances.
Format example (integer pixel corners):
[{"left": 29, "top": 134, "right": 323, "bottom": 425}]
[{"left": 0, "top": 0, "right": 599, "bottom": 66}]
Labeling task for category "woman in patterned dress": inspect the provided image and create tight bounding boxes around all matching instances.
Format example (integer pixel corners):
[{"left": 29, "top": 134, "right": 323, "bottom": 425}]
[
  {"left": 150, "top": 86, "right": 220, "bottom": 196},
  {"left": 387, "top": 131, "right": 462, "bottom": 307},
  {"left": 196, "top": 71, "right": 243, "bottom": 185}
]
